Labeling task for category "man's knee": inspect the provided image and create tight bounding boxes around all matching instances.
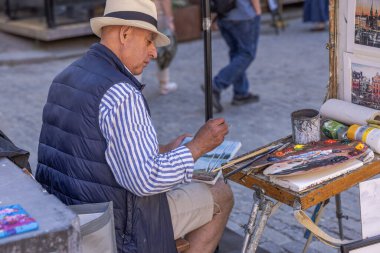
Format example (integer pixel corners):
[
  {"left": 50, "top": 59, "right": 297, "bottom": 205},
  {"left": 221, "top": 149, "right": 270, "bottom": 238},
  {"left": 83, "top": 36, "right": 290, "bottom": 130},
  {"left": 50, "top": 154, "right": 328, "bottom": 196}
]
[
  {"left": 210, "top": 180, "right": 234, "bottom": 213},
  {"left": 236, "top": 51, "right": 255, "bottom": 69}
]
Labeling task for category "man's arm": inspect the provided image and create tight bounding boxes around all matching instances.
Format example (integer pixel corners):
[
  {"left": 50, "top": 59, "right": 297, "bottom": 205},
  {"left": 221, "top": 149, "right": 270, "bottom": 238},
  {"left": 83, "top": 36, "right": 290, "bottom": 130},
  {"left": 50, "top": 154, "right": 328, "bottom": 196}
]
[
  {"left": 159, "top": 133, "right": 191, "bottom": 154},
  {"left": 251, "top": 0, "right": 262, "bottom": 15},
  {"left": 99, "top": 83, "right": 194, "bottom": 197}
]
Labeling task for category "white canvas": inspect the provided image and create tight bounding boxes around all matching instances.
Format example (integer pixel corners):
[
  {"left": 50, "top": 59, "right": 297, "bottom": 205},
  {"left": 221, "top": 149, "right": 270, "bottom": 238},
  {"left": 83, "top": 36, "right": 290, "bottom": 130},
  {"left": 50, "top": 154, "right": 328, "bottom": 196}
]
[{"left": 359, "top": 178, "right": 380, "bottom": 238}]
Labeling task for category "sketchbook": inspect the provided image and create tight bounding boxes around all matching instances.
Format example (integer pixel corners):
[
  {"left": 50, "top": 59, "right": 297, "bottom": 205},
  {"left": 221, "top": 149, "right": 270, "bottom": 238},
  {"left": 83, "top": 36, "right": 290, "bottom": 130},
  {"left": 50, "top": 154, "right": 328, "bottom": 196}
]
[
  {"left": 182, "top": 137, "right": 242, "bottom": 185},
  {"left": 0, "top": 204, "right": 38, "bottom": 238},
  {"left": 269, "top": 157, "right": 366, "bottom": 192}
]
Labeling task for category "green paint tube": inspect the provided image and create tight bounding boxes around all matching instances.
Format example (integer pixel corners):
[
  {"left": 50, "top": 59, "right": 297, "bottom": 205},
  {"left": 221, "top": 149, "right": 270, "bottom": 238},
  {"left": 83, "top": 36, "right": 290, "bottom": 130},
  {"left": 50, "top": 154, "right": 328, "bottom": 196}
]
[{"left": 322, "top": 120, "right": 348, "bottom": 140}]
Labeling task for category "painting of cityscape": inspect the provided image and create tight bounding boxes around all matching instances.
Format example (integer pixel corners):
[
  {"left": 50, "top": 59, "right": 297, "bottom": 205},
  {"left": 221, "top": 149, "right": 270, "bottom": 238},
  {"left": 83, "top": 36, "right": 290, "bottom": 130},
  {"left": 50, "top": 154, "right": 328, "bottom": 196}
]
[
  {"left": 355, "top": 0, "right": 380, "bottom": 49},
  {"left": 351, "top": 62, "right": 380, "bottom": 109}
]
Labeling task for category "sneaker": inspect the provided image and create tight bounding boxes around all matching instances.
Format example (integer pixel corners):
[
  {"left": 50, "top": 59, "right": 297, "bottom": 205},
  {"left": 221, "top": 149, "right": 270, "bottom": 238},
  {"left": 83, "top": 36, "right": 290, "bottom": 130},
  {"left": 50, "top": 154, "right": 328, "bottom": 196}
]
[
  {"left": 231, "top": 93, "right": 260, "bottom": 105},
  {"left": 201, "top": 84, "right": 223, "bottom": 113},
  {"left": 160, "top": 82, "right": 178, "bottom": 95},
  {"left": 310, "top": 22, "right": 326, "bottom": 32}
]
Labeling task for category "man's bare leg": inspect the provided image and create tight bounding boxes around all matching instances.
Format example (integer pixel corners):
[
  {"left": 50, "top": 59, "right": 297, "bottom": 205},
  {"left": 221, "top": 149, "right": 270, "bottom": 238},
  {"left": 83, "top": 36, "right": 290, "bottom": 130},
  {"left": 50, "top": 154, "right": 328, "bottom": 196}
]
[{"left": 184, "top": 179, "right": 234, "bottom": 253}]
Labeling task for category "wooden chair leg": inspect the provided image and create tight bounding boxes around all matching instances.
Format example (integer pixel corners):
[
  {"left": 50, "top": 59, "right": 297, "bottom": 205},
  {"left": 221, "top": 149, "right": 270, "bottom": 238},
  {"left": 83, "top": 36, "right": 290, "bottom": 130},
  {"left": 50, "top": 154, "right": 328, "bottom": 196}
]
[{"left": 175, "top": 238, "right": 190, "bottom": 252}]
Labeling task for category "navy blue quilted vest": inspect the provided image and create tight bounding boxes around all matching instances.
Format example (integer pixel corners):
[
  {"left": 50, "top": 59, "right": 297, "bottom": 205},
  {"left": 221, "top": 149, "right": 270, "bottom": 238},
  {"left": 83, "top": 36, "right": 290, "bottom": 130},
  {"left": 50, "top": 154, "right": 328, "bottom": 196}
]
[{"left": 36, "top": 43, "right": 176, "bottom": 253}]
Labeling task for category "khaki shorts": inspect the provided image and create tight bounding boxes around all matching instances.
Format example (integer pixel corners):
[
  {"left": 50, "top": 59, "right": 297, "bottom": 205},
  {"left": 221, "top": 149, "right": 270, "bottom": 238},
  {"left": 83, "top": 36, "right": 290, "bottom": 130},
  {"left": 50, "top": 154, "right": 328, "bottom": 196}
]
[{"left": 167, "top": 182, "right": 214, "bottom": 239}]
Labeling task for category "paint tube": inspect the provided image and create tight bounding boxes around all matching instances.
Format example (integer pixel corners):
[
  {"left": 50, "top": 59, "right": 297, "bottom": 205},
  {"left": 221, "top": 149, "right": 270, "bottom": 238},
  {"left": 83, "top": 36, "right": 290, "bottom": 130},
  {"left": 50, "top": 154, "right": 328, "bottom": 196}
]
[
  {"left": 347, "top": 124, "right": 380, "bottom": 154},
  {"left": 321, "top": 120, "right": 348, "bottom": 140}
]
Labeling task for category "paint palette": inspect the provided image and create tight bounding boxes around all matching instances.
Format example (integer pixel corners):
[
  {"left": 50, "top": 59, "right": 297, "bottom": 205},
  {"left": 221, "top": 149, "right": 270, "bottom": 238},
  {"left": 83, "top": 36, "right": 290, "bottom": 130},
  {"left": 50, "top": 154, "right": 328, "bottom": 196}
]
[{"left": 263, "top": 140, "right": 370, "bottom": 177}]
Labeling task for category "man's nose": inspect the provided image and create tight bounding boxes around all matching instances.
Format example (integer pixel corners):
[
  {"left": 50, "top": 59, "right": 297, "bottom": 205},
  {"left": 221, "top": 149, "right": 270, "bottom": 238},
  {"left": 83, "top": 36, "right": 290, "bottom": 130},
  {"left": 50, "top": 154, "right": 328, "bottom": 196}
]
[{"left": 150, "top": 45, "right": 157, "bottom": 59}]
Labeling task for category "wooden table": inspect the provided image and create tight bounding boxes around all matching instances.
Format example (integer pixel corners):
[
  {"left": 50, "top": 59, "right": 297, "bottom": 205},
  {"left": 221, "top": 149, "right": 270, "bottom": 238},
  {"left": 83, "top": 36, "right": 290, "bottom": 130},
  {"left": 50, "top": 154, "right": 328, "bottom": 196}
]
[{"left": 223, "top": 137, "right": 380, "bottom": 252}]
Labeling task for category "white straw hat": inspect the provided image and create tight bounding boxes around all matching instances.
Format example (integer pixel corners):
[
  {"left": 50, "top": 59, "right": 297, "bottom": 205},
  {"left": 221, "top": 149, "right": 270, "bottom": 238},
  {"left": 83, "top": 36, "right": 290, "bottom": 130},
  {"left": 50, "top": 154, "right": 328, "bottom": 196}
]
[{"left": 90, "top": 0, "right": 170, "bottom": 47}]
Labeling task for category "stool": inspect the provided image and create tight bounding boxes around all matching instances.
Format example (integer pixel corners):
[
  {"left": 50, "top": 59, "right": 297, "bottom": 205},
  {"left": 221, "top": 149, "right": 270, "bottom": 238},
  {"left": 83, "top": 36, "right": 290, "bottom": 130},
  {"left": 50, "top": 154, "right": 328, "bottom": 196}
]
[{"left": 175, "top": 238, "right": 190, "bottom": 252}]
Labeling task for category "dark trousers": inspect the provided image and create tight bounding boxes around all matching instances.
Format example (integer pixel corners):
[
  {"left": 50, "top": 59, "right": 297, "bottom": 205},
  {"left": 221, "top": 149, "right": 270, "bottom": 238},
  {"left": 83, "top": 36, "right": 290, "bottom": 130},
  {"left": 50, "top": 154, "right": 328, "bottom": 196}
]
[{"left": 214, "top": 16, "right": 261, "bottom": 96}]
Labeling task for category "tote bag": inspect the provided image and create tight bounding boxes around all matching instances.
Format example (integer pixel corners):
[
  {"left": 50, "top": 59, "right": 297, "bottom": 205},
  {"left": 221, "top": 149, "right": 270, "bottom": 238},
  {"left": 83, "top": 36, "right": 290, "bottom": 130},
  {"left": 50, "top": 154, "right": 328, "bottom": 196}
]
[{"left": 69, "top": 202, "right": 117, "bottom": 253}]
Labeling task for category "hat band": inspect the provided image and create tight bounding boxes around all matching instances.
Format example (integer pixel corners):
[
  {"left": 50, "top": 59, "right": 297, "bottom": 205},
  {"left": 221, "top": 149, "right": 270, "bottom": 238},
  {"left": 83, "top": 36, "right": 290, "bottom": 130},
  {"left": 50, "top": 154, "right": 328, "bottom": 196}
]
[{"left": 104, "top": 11, "right": 157, "bottom": 28}]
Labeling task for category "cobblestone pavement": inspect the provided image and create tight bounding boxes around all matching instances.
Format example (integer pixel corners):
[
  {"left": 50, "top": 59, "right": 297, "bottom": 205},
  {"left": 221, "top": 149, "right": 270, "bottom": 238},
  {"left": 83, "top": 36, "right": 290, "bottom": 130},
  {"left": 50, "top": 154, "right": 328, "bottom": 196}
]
[{"left": 0, "top": 15, "right": 362, "bottom": 252}]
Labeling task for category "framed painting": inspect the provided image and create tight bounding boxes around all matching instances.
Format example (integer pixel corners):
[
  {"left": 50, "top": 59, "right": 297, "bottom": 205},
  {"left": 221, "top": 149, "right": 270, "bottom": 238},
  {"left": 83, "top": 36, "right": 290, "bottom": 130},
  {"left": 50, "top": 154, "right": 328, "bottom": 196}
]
[
  {"left": 347, "top": 0, "right": 380, "bottom": 56},
  {"left": 343, "top": 52, "right": 380, "bottom": 109}
]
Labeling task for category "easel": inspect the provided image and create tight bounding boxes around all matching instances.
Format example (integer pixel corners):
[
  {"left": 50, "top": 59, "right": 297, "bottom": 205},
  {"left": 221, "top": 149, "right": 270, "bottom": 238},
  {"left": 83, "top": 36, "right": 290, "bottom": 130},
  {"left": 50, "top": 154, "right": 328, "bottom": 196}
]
[
  {"left": 223, "top": 1, "right": 375, "bottom": 251},
  {"left": 241, "top": 186, "right": 279, "bottom": 252},
  {"left": 223, "top": 136, "right": 380, "bottom": 253}
]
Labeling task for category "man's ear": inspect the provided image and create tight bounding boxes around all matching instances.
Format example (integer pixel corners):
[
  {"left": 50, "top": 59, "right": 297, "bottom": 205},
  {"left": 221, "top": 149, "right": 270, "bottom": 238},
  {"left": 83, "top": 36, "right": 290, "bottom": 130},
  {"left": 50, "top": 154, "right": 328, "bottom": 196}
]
[{"left": 120, "top": 26, "right": 131, "bottom": 44}]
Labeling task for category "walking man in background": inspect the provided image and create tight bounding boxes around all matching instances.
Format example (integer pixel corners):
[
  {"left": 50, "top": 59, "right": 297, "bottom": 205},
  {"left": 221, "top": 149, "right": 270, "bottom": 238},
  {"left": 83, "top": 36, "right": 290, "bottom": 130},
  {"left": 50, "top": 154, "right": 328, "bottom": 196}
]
[{"left": 212, "top": 0, "right": 262, "bottom": 113}]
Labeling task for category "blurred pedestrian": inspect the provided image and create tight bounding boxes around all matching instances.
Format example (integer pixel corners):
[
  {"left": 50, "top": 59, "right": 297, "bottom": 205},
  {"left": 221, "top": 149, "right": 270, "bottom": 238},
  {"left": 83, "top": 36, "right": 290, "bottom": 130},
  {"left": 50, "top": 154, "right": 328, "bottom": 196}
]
[
  {"left": 211, "top": 0, "right": 262, "bottom": 113},
  {"left": 303, "top": 0, "right": 329, "bottom": 31},
  {"left": 137, "top": 0, "right": 177, "bottom": 95},
  {"left": 155, "top": 0, "right": 178, "bottom": 95}
]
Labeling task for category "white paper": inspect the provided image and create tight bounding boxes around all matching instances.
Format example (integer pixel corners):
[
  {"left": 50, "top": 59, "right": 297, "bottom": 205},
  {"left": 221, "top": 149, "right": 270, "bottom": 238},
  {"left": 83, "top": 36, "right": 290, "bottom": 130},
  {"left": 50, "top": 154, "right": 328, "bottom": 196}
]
[
  {"left": 360, "top": 178, "right": 380, "bottom": 238},
  {"left": 320, "top": 99, "right": 380, "bottom": 125}
]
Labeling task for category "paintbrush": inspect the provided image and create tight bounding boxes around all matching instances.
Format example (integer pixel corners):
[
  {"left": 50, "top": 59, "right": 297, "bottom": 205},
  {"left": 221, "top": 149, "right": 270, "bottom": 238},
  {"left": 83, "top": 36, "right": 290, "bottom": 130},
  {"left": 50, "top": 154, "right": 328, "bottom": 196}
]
[
  {"left": 223, "top": 144, "right": 285, "bottom": 180},
  {"left": 237, "top": 141, "right": 294, "bottom": 181},
  {"left": 207, "top": 144, "right": 231, "bottom": 173},
  {"left": 205, "top": 152, "right": 218, "bottom": 173},
  {"left": 211, "top": 143, "right": 283, "bottom": 173}
]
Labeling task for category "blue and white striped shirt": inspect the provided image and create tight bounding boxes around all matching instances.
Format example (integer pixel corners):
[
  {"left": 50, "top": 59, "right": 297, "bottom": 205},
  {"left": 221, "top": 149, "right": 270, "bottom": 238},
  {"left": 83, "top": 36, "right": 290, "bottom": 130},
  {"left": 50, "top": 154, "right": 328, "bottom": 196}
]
[{"left": 99, "top": 82, "right": 194, "bottom": 197}]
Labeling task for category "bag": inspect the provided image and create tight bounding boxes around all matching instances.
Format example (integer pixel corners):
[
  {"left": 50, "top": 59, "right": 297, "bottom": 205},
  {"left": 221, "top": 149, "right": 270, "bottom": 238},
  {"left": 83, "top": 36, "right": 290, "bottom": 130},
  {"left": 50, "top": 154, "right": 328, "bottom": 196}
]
[
  {"left": 210, "top": 0, "right": 236, "bottom": 16},
  {"left": 157, "top": 28, "right": 177, "bottom": 70},
  {"left": 0, "top": 129, "right": 31, "bottom": 172},
  {"left": 69, "top": 202, "right": 117, "bottom": 253}
]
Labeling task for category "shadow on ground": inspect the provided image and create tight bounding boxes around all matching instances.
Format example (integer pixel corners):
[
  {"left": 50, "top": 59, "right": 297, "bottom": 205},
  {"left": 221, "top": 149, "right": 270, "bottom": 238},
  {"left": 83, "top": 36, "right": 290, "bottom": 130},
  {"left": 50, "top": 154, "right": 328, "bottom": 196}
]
[{"left": 219, "top": 228, "right": 269, "bottom": 253}]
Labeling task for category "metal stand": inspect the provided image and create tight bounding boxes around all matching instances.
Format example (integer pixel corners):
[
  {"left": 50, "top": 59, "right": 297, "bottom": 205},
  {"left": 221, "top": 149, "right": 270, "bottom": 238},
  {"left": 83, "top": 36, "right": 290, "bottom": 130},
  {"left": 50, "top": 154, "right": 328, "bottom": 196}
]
[
  {"left": 335, "top": 194, "right": 348, "bottom": 240},
  {"left": 241, "top": 187, "right": 280, "bottom": 253},
  {"left": 5, "top": 0, "right": 12, "bottom": 19},
  {"left": 201, "top": 0, "right": 213, "bottom": 121}
]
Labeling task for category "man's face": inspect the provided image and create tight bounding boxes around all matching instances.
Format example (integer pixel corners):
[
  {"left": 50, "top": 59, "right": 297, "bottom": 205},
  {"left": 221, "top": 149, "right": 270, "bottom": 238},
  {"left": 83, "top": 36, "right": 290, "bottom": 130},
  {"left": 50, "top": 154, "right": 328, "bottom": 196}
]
[{"left": 120, "top": 27, "right": 157, "bottom": 75}]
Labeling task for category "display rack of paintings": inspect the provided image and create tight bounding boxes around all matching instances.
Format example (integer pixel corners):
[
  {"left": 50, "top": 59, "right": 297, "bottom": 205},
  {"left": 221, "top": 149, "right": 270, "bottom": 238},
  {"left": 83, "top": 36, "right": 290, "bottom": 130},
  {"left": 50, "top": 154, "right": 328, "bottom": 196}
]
[{"left": 335, "top": 0, "right": 380, "bottom": 107}]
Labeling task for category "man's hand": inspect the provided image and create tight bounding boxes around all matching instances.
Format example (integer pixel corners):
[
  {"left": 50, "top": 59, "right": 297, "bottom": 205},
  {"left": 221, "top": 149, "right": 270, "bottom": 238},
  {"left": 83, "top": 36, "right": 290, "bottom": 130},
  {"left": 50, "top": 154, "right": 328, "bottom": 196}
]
[
  {"left": 185, "top": 118, "right": 229, "bottom": 161},
  {"left": 159, "top": 133, "right": 192, "bottom": 154}
]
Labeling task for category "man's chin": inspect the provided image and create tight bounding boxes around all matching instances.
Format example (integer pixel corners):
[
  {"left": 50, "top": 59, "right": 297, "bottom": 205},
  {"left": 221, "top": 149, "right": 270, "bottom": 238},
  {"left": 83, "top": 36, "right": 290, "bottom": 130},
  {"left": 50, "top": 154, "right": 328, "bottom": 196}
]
[{"left": 133, "top": 69, "right": 143, "bottom": 76}]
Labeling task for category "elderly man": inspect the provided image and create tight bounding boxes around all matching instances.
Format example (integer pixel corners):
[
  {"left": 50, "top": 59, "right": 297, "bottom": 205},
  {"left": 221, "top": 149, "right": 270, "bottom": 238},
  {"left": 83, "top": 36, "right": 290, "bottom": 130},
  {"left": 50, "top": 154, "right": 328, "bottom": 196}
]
[{"left": 35, "top": 0, "right": 233, "bottom": 253}]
